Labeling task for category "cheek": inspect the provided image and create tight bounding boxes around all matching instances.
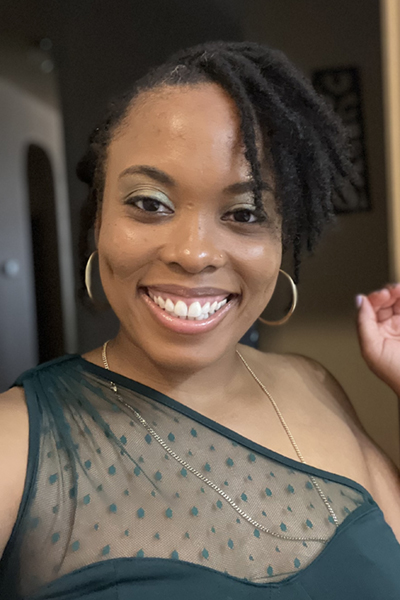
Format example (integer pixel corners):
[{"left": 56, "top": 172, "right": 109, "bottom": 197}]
[
  {"left": 98, "top": 219, "right": 158, "bottom": 281},
  {"left": 233, "top": 236, "right": 282, "bottom": 297}
]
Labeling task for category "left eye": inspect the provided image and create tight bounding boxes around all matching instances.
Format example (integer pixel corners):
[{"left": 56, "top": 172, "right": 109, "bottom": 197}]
[{"left": 225, "top": 209, "right": 258, "bottom": 223}]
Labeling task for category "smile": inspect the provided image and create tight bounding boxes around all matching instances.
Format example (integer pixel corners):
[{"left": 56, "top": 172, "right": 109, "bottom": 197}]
[{"left": 140, "top": 286, "right": 239, "bottom": 334}]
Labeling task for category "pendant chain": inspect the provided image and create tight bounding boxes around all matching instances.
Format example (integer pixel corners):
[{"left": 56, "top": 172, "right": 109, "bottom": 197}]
[{"left": 101, "top": 341, "right": 338, "bottom": 540}]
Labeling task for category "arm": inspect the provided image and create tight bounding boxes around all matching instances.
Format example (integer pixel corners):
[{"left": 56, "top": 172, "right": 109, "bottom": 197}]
[{"left": 0, "top": 387, "right": 29, "bottom": 560}]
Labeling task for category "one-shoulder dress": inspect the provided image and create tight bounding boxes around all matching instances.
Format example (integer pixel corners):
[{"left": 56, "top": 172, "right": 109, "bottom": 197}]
[{"left": 1, "top": 354, "right": 400, "bottom": 599}]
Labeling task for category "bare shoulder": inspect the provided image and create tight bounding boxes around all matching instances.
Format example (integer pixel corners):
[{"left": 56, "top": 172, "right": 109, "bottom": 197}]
[
  {"left": 0, "top": 387, "right": 29, "bottom": 559},
  {"left": 241, "top": 347, "right": 400, "bottom": 540}
]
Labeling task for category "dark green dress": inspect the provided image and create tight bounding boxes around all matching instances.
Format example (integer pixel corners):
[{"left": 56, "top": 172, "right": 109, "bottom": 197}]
[{"left": 1, "top": 355, "right": 400, "bottom": 599}]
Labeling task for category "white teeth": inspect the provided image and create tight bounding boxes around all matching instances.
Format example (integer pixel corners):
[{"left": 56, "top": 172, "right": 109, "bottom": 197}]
[
  {"left": 201, "top": 302, "right": 210, "bottom": 315},
  {"left": 165, "top": 298, "right": 175, "bottom": 313},
  {"left": 174, "top": 300, "right": 188, "bottom": 318},
  {"left": 210, "top": 301, "right": 218, "bottom": 314},
  {"left": 188, "top": 301, "right": 202, "bottom": 318},
  {"left": 148, "top": 292, "right": 230, "bottom": 320}
]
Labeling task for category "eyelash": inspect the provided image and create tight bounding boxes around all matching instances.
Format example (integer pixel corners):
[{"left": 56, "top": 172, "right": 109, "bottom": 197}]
[{"left": 126, "top": 195, "right": 267, "bottom": 224}]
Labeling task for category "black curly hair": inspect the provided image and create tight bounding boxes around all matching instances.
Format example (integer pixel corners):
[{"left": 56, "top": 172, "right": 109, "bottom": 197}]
[{"left": 77, "top": 40, "right": 353, "bottom": 297}]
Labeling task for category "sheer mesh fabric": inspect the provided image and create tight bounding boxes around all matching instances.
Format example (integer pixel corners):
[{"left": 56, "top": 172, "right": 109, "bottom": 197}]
[{"left": 10, "top": 358, "right": 367, "bottom": 597}]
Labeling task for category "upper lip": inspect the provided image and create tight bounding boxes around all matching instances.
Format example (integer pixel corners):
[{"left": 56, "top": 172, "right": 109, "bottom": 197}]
[{"left": 142, "top": 284, "right": 236, "bottom": 297}]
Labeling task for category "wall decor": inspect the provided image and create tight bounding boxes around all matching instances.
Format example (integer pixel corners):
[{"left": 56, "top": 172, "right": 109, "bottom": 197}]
[{"left": 312, "top": 67, "right": 370, "bottom": 213}]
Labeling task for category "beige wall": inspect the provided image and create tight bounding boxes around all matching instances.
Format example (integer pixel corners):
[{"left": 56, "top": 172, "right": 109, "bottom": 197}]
[{"left": 245, "top": 0, "right": 400, "bottom": 466}]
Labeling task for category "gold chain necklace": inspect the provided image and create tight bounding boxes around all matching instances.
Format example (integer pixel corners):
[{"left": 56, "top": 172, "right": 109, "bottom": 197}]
[{"left": 101, "top": 340, "right": 339, "bottom": 540}]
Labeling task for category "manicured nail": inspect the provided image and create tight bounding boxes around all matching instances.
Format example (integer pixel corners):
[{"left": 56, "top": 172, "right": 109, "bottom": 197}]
[{"left": 355, "top": 295, "right": 363, "bottom": 308}]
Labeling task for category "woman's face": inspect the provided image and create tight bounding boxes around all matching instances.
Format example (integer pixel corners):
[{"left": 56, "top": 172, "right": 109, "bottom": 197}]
[{"left": 97, "top": 83, "right": 282, "bottom": 370}]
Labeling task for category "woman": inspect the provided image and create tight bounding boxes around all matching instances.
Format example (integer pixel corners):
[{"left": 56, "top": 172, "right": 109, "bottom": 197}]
[{"left": 1, "top": 41, "right": 400, "bottom": 599}]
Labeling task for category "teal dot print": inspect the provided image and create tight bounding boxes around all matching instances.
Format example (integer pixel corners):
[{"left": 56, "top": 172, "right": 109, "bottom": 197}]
[
  {"left": 190, "top": 428, "right": 197, "bottom": 437},
  {"left": 137, "top": 549, "right": 145, "bottom": 558},
  {"left": 168, "top": 433, "right": 175, "bottom": 442},
  {"left": 166, "top": 508, "right": 173, "bottom": 518},
  {"left": 200, "top": 487, "right": 205, "bottom": 493},
  {"left": 328, "top": 515, "right": 336, "bottom": 525},
  {"left": 109, "top": 503, "right": 117, "bottom": 513},
  {"left": 287, "top": 506, "right": 292, "bottom": 512},
  {"left": 134, "top": 466, "right": 141, "bottom": 476},
  {"left": 270, "top": 471, "right": 275, "bottom": 477},
  {"left": 137, "top": 508, "right": 145, "bottom": 519},
  {"left": 102, "top": 545, "right": 110, "bottom": 556},
  {"left": 51, "top": 532, "right": 60, "bottom": 544},
  {"left": 155, "top": 532, "right": 160, "bottom": 539},
  {"left": 52, "top": 505, "right": 59, "bottom": 514},
  {"left": 249, "top": 555, "right": 254, "bottom": 561},
  {"left": 71, "top": 540, "right": 80, "bottom": 552},
  {"left": 108, "top": 465, "right": 116, "bottom": 476},
  {"left": 181, "top": 468, "right": 187, "bottom": 477},
  {"left": 253, "top": 529, "right": 260, "bottom": 538},
  {"left": 275, "top": 546, "right": 280, "bottom": 553},
  {"left": 96, "top": 448, "right": 102, "bottom": 454},
  {"left": 267, "top": 565, "right": 274, "bottom": 577},
  {"left": 97, "top": 484, "right": 103, "bottom": 492},
  {"left": 188, "top": 450, "right": 193, "bottom": 456},
  {"left": 294, "top": 558, "right": 301, "bottom": 569},
  {"left": 202, "top": 548, "right": 209, "bottom": 560},
  {"left": 248, "top": 453, "right": 256, "bottom": 462},
  {"left": 248, "top": 475, "right": 253, "bottom": 481},
  {"left": 204, "top": 463, "right": 211, "bottom": 472},
  {"left": 303, "top": 542, "right": 308, "bottom": 547},
  {"left": 262, "top": 511, "right": 267, "bottom": 517},
  {"left": 287, "top": 484, "right": 295, "bottom": 494},
  {"left": 241, "top": 493, "right": 248, "bottom": 502},
  {"left": 83, "top": 494, "right": 91, "bottom": 505},
  {"left": 227, "top": 538, "right": 234, "bottom": 549},
  {"left": 226, "top": 457, "right": 234, "bottom": 467},
  {"left": 84, "top": 460, "right": 92, "bottom": 470},
  {"left": 49, "top": 473, "right": 58, "bottom": 485},
  {"left": 306, "top": 519, "right": 313, "bottom": 529},
  {"left": 145, "top": 434, "right": 152, "bottom": 444},
  {"left": 139, "top": 456, "right": 144, "bottom": 463},
  {"left": 171, "top": 550, "right": 179, "bottom": 560},
  {"left": 265, "top": 488, "right": 272, "bottom": 497},
  {"left": 305, "top": 481, "right": 313, "bottom": 490},
  {"left": 211, "top": 526, "right": 216, "bottom": 533},
  {"left": 224, "top": 481, "right": 229, "bottom": 486},
  {"left": 155, "top": 471, "right": 162, "bottom": 481},
  {"left": 216, "top": 500, "right": 223, "bottom": 509},
  {"left": 210, "top": 445, "right": 215, "bottom": 451},
  {"left": 69, "top": 486, "right": 76, "bottom": 499},
  {"left": 120, "top": 435, "right": 127, "bottom": 445},
  {"left": 185, "top": 532, "right": 190, "bottom": 539},
  {"left": 124, "top": 489, "right": 129, "bottom": 496},
  {"left": 125, "top": 530, "right": 129, "bottom": 536},
  {"left": 191, "top": 506, "right": 199, "bottom": 516},
  {"left": 151, "top": 491, "right": 156, "bottom": 497},
  {"left": 236, "top": 518, "right": 240, "bottom": 524},
  {"left": 94, "top": 523, "right": 99, "bottom": 531},
  {"left": 280, "top": 522, "right": 287, "bottom": 532},
  {"left": 175, "top": 492, "right": 180, "bottom": 498}
]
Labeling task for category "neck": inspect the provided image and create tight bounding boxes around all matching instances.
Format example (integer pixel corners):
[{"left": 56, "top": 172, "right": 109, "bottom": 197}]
[{"left": 101, "top": 331, "right": 252, "bottom": 413}]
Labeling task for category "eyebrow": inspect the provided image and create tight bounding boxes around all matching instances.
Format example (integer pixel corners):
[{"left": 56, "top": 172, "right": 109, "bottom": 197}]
[{"left": 118, "top": 165, "right": 273, "bottom": 194}]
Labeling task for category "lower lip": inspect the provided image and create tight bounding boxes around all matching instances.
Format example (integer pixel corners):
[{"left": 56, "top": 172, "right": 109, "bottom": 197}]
[{"left": 140, "top": 290, "right": 237, "bottom": 334}]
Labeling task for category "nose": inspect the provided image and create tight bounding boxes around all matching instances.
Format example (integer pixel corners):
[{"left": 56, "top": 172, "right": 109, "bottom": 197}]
[{"left": 159, "top": 215, "right": 225, "bottom": 274}]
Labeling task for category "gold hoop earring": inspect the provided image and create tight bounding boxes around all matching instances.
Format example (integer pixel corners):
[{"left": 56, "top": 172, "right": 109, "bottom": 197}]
[
  {"left": 258, "top": 269, "right": 298, "bottom": 326},
  {"left": 85, "top": 250, "right": 109, "bottom": 309}
]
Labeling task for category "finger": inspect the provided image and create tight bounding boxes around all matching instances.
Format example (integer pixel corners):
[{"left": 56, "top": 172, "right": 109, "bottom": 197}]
[
  {"left": 367, "top": 288, "right": 391, "bottom": 310},
  {"left": 394, "top": 299, "right": 400, "bottom": 315},
  {"left": 377, "top": 307, "right": 394, "bottom": 322},
  {"left": 356, "top": 295, "right": 380, "bottom": 358}
]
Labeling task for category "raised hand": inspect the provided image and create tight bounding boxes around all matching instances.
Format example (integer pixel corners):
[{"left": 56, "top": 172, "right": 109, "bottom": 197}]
[{"left": 356, "top": 284, "right": 400, "bottom": 396}]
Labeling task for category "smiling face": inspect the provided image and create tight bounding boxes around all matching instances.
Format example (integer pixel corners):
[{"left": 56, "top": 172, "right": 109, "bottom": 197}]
[{"left": 96, "top": 82, "right": 282, "bottom": 370}]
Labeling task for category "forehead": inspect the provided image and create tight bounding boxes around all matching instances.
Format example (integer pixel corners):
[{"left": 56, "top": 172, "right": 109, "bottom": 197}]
[{"left": 106, "top": 83, "right": 250, "bottom": 183}]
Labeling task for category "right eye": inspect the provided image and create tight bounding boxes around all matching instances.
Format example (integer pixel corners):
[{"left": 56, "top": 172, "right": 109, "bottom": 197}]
[{"left": 131, "top": 196, "right": 173, "bottom": 214}]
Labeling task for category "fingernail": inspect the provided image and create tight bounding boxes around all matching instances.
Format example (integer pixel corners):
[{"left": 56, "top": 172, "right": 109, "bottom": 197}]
[{"left": 355, "top": 295, "right": 363, "bottom": 308}]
